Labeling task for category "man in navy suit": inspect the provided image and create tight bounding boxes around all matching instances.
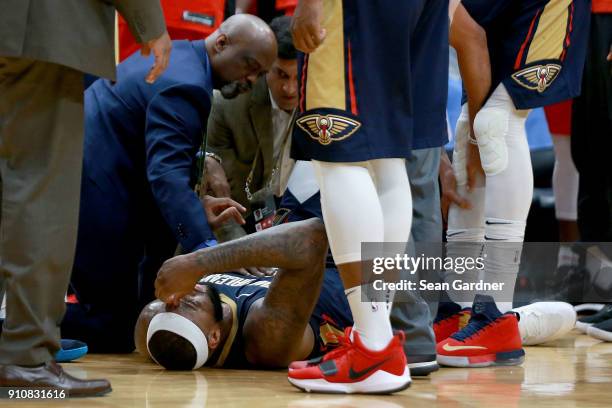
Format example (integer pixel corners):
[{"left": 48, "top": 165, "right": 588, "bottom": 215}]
[{"left": 61, "top": 14, "right": 277, "bottom": 353}]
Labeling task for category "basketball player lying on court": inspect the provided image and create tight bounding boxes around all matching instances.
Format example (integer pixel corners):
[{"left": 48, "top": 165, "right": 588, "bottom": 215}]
[
  {"left": 137, "top": 212, "right": 574, "bottom": 371},
  {"left": 135, "top": 218, "right": 355, "bottom": 370}
]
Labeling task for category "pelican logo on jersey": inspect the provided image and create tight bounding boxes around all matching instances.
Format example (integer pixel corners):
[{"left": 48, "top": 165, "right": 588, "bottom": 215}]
[
  {"left": 296, "top": 114, "right": 361, "bottom": 146},
  {"left": 511, "top": 64, "right": 562, "bottom": 93}
]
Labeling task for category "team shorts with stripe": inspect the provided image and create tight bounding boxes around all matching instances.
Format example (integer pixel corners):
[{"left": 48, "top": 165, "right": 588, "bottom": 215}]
[{"left": 291, "top": 0, "right": 449, "bottom": 163}]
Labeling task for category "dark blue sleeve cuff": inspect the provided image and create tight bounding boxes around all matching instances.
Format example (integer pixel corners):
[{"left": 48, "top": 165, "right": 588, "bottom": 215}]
[{"left": 193, "top": 239, "right": 218, "bottom": 252}]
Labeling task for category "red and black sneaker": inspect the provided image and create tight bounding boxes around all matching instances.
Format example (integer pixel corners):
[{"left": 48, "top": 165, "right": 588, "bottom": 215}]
[
  {"left": 436, "top": 295, "right": 525, "bottom": 368},
  {"left": 434, "top": 302, "right": 471, "bottom": 343},
  {"left": 288, "top": 329, "right": 411, "bottom": 394}
]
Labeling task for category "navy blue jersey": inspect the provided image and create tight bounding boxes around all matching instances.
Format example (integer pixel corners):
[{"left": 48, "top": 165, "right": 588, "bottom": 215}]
[
  {"left": 197, "top": 270, "right": 352, "bottom": 368},
  {"left": 197, "top": 273, "right": 269, "bottom": 368},
  {"left": 278, "top": 161, "right": 322, "bottom": 222},
  {"left": 291, "top": 0, "right": 449, "bottom": 162},
  {"left": 462, "top": 0, "right": 591, "bottom": 109}
]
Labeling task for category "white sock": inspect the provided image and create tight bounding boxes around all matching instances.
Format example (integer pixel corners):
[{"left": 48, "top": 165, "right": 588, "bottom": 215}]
[
  {"left": 445, "top": 181, "right": 486, "bottom": 309},
  {"left": 483, "top": 220, "right": 525, "bottom": 313},
  {"left": 345, "top": 285, "right": 394, "bottom": 351}
]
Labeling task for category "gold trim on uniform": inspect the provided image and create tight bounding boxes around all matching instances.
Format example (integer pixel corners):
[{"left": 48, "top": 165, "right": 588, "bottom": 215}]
[
  {"left": 212, "top": 294, "right": 239, "bottom": 367},
  {"left": 296, "top": 114, "right": 361, "bottom": 145},
  {"left": 511, "top": 64, "right": 562, "bottom": 93},
  {"left": 525, "top": 0, "right": 572, "bottom": 64},
  {"left": 305, "top": 0, "right": 346, "bottom": 111},
  {"left": 319, "top": 323, "right": 345, "bottom": 347}
]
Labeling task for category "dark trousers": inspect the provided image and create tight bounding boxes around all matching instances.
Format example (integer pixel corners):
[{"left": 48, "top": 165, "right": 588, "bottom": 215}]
[
  {"left": 61, "top": 186, "right": 178, "bottom": 353},
  {"left": 0, "top": 57, "right": 83, "bottom": 365},
  {"left": 571, "top": 13, "right": 612, "bottom": 242}
]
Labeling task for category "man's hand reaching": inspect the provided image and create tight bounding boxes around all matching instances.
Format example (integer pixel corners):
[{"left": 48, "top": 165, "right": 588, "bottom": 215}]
[
  {"left": 204, "top": 156, "right": 231, "bottom": 198},
  {"left": 291, "top": 0, "right": 327, "bottom": 53},
  {"left": 141, "top": 31, "right": 172, "bottom": 84},
  {"left": 202, "top": 195, "right": 246, "bottom": 230},
  {"left": 235, "top": 267, "right": 277, "bottom": 277}
]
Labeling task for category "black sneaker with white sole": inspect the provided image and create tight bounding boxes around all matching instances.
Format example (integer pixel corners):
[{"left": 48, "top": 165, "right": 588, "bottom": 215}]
[
  {"left": 586, "top": 317, "right": 612, "bottom": 342},
  {"left": 407, "top": 355, "right": 439, "bottom": 376},
  {"left": 576, "top": 304, "right": 612, "bottom": 332}
]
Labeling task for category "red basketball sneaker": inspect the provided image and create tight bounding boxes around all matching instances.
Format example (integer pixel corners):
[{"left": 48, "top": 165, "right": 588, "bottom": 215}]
[
  {"left": 436, "top": 295, "right": 525, "bottom": 368},
  {"left": 288, "top": 329, "right": 411, "bottom": 394},
  {"left": 434, "top": 302, "right": 471, "bottom": 343}
]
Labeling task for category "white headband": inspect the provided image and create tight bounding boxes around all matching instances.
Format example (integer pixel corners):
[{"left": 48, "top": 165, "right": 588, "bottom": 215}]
[{"left": 147, "top": 312, "right": 209, "bottom": 370}]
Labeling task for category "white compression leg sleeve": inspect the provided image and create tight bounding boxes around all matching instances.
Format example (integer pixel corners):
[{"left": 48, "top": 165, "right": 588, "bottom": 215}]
[
  {"left": 312, "top": 159, "right": 413, "bottom": 263},
  {"left": 368, "top": 159, "right": 413, "bottom": 244},
  {"left": 551, "top": 134, "right": 579, "bottom": 221},
  {"left": 311, "top": 161, "right": 384, "bottom": 264},
  {"left": 369, "top": 159, "right": 413, "bottom": 311},
  {"left": 446, "top": 105, "right": 486, "bottom": 308},
  {"left": 312, "top": 159, "right": 412, "bottom": 350},
  {"left": 476, "top": 84, "right": 532, "bottom": 313},
  {"left": 447, "top": 105, "right": 486, "bottom": 242}
]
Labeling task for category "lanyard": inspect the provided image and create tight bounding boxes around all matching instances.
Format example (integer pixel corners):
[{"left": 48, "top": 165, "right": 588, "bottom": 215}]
[{"left": 244, "top": 108, "right": 296, "bottom": 200}]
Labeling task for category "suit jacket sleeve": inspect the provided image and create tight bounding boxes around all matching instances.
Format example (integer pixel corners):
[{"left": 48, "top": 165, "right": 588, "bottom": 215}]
[
  {"left": 206, "top": 95, "right": 240, "bottom": 171},
  {"left": 205, "top": 94, "right": 249, "bottom": 241},
  {"left": 113, "top": 0, "right": 167, "bottom": 43},
  {"left": 145, "top": 84, "right": 215, "bottom": 252}
]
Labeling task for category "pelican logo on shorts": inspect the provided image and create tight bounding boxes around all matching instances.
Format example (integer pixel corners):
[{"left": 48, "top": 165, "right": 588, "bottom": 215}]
[
  {"left": 296, "top": 114, "right": 361, "bottom": 146},
  {"left": 511, "top": 64, "right": 562, "bottom": 93}
]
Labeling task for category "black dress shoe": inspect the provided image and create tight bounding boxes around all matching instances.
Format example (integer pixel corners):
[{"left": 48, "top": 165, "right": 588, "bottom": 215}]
[
  {"left": 0, "top": 361, "right": 111, "bottom": 397},
  {"left": 407, "top": 354, "right": 439, "bottom": 376}
]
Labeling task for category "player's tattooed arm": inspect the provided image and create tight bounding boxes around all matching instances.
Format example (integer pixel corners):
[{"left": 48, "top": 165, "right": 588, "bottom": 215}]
[
  {"left": 193, "top": 218, "right": 327, "bottom": 273},
  {"left": 155, "top": 219, "right": 328, "bottom": 305}
]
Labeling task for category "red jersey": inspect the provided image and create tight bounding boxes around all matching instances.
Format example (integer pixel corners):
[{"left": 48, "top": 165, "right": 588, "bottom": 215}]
[{"left": 118, "top": 0, "right": 226, "bottom": 62}]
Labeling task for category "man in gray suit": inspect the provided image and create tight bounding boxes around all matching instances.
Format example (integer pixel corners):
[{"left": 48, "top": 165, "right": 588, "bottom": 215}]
[{"left": 0, "top": 0, "right": 170, "bottom": 396}]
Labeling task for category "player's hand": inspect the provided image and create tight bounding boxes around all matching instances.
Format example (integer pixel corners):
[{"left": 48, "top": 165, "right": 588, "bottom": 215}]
[
  {"left": 204, "top": 156, "right": 231, "bottom": 198},
  {"left": 141, "top": 31, "right": 172, "bottom": 84},
  {"left": 235, "top": 267, "right": 276, "bottom": 278},
  {"left": 202, "top": 195, "right": 246, "bottom": 230},
  {"left": 155, "top": 254, "right": 201, "bottom": 306},
  {"left": 466, "top": 142, "right": 485, "bottom": 192},
  {"left": 440, "top": 152, "right": 471, "bottom": 223},
  {"left": 291, "top": 0, "right": 327, "bottom": 53}
]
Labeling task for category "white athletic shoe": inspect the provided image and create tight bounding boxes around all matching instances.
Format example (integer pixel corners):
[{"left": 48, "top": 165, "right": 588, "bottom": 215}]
[{"left": 513, "top": 302, "right": 576, "bottom": 346}]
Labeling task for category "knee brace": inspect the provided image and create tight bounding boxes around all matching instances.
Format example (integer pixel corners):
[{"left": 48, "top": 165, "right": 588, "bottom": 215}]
[{"left": 474, "top": 108, "right": 509, "bottom": 176}]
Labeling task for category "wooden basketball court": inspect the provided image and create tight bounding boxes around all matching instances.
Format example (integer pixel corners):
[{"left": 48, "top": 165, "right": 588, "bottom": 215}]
[{"left": 10, "top": 330, "right": 612, "bottom": 407}]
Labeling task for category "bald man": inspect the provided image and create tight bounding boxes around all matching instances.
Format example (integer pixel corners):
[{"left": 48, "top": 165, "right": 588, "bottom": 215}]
[{"left": 61, "top": 15, "right": 277, "bottom": 353}]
